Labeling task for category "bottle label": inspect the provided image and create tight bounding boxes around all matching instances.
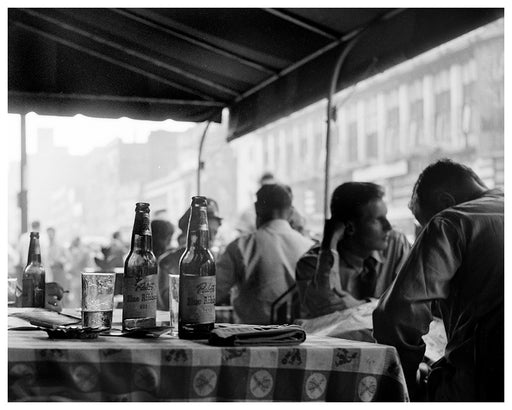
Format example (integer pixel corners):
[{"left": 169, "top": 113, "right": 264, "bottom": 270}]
[
  {"left": 21, "top": 278, "right": 34, "bottom": 307},
  {"left": 180, "top": 276, "right": 216, "bottom": 324},
  {"left": 123, "top": 274, "right": 157, "bottom": 322}
]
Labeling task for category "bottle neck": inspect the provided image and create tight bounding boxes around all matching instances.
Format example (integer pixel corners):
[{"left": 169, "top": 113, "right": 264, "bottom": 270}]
[
  {"left": 131, "top": 211, "right": 153, "bottom": 252},
  {"left": 27, "top": 237, "right": 42, "bottom": 265},
  {"left": 186, "top": 206, "right": 210, "bottom": 250}
]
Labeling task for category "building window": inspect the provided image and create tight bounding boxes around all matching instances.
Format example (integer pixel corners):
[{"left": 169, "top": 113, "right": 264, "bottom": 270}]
[
  {"left": 365, "top": 98, "right": 378, "bottom": 160},
  {"left": 409, "top": 99, "right": 424, "bottom": 147},
  {"left": 384, "top": 89, "right": 399, "bottom": 158},
  {"left": 434, "top": 69, "right": 451, "bottom": 144},
  {"left": 408, "top": 79, "right": 424, "bottom": 149},
  {"left": 286, "top": 129, "right": 295, "bottom": 179},
  {"left": 344, "top": 105, "right": 358, "bottom": 163},
  {"left": 347, "top": 122, "right": 358, "bottom": 163},
  {"left": 385, "top": 106, "right": 399, "bottom": 157},
  {"left": 434, "top": 90, "right": 451, "bottom": 143}
]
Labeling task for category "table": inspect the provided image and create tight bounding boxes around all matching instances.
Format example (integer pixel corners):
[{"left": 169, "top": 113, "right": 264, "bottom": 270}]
[
  {"left": 297, "top": 299, "right": 447, "bottom": 364},
  {"left": 8, "top": 308, "right": 409, "bottom": 402}
]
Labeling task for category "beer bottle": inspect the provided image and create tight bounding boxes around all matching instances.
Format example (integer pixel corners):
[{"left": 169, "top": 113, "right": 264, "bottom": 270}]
[
  {"left": 178, "top": 196, "right": 216, "bottom": 339},
  {"left": 122, "top": 202, "right": 158, "bottom": 331},
  {"left": 21, "top": 232, "right": 46, "bottom": 307}
]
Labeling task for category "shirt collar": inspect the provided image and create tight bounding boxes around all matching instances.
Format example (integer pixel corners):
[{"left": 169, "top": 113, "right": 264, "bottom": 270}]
[
  {"left": 258, "top": 219, "right": 292, "bottom": 230},
  {"left": 339, "top": 247, "right": 383, "bottom": 269}
]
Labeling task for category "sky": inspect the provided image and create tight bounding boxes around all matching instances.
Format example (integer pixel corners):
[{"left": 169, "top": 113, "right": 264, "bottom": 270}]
[{"left": 6, "top": 113, "right": 195, "bottom": 162}]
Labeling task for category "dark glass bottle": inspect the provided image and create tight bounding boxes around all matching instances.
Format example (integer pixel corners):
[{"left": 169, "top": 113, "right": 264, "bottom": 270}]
[
  {"left": 21, "top": 232, "right": 46, "bottom": 307},
  {"left": 122, "top": 202, "right": 158, "bottom": 331},
  {"left": 178, "top": 196, "right": 216, "bottom": 339}
]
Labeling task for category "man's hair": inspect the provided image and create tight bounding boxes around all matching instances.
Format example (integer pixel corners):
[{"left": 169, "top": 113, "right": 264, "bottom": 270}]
[
  {"left": 259, "top": 172, "right": 276, "bottom": 185},
  {"left": 330, "top": 182, "right": 385, "bottom": 222},
  {"left": 256, "top": 183, "right": 292, "bottom": 213},
  {"left": 151, "top": 219, "right": 175, "bottom": 241},
  {"left": 412, "top": 158, "right": 486, "bottom": 210}
]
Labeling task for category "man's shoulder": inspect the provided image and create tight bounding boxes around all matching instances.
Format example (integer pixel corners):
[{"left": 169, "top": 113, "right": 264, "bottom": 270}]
[
  {"left": 158, "top": 247, "right": 184, "bottom": 265},
  {"left": 297, "top": 243, "right": 321, "bottom": 262}
]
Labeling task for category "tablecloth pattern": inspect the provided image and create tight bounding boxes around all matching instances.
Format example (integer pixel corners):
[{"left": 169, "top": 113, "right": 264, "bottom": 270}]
[{"left": 8, "top": 329, "right": 408, "bottom": 402}]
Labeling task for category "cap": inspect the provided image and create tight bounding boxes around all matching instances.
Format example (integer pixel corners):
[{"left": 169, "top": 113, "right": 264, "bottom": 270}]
[
  {"left": 178, "top": 197, "right": 222, "bottom": 232},
  {"left": 256, "top": 183, "right": 292, "bottom": 211}
]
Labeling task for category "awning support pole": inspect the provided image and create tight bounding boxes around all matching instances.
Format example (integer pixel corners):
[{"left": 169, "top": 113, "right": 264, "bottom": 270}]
[
  {"left": 20, "top": 113, "right": 28, "bottom": 234},
  {"left": 197, "top": 121, "right": 212, "bottom": 195},
  {"left": 323, "top": 36, "right": 360, "bottom": 220}
]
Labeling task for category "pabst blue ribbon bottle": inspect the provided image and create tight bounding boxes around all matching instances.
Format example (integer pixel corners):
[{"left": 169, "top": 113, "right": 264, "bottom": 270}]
[
  {"left": 21, "top": 232, "right": 46, "bottom": 307},
  {"left": 178, "top": 196, "right": 216, "bottom": 339},
  {"left": 122, "top": 202, "right": 158, "bottom": 331}
]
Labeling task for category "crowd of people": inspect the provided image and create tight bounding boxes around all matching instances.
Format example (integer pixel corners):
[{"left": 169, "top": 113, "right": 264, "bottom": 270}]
[{"left": 10, "top": 159, "right": 503, "bottom": 402}]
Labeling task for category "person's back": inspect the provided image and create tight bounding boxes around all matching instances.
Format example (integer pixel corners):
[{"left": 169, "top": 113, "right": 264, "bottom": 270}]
[
  {"left": 216, "top": 183, "right": 314, "bottom": 324},
  {"left": 425, "top": 190, "right": 503, "bottom": 365},
  {"left": 373, "top": 159, "right": 504, "bottom": 401},
  {"left": 230, "top": 219, "right": 314, "bottom": 323}
]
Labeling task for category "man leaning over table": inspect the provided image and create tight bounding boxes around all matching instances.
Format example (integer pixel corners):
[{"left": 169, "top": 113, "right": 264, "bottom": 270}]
[
  {"left": 373, "top": 159, "right": 504, "bottom": 401},
  {"left": 296, "top": 182, "right": 410, "bottom": 318}
]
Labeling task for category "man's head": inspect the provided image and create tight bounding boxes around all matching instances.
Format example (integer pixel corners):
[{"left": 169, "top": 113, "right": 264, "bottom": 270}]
[
  {"left": 31, "top": 220, "right": 41, "bottom": 231},
  {"left": 254, "top": 183, "right": 293, "bottom": 227},
  {"left": 409, "top": 159, "right": 488, "bottom": 227},
  {"left": 46, "top": 227, "right": 56, "bottom": 241},
  {"left": 331, "top": 182, "right": 391, "bottom": 254},
  {"left": 151, "top": 219, "right": 175, "bottom": 257},
  {"left": 178, "top": 197, "right": 222, "bottom": 242},
  {"left": 259, "top": 172, "right": 276, "bottom": 186}
]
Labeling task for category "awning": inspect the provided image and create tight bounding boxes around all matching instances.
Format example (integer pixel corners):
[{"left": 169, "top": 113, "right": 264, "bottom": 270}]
[{"left": 8, "top": 8, "right": 504, "bottom": 140}]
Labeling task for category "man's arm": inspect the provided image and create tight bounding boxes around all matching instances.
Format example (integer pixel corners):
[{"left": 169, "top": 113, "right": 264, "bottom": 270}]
[
  {"left": 215, "top": 239, "right": 243, "bottom": 305},
  {"left": 300, "top": 219, "right": 363, "bottom": 318},
  {"left": 373, "top": 218, "right": 463, "bottom": 394}
]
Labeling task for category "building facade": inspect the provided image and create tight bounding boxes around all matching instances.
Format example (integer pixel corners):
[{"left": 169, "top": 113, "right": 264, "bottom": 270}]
[{"left": 231, "top": 19, "right": 504, "bottom": 240}]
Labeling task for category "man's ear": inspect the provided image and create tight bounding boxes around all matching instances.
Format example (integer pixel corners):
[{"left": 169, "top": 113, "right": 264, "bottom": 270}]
[
  {"left": 434, "top": 191, "right": 456, "bottom": 212},
  {"left": 345, "top": 220, "right": 355, "bottom": 236}
]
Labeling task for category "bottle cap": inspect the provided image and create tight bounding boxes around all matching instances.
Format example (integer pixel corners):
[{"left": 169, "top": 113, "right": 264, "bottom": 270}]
[{"left": 135, "top": 202, "right": 150, "bottom": 212}]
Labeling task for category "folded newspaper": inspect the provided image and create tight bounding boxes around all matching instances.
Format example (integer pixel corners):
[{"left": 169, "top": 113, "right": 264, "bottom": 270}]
[
  {"left": 9, "top": 308, "right": 81, "bottom": 329},
  {"left": 209, "top": 324, "right": 306, "bottom": 346}
]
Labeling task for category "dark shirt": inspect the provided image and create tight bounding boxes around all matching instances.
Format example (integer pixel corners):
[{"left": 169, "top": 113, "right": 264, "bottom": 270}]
[
  {"left": 296, "top": 229, "right": 410, "bottom": 318},
  {"left": 373, "top": 189, "right": 504, "bottom": 400}
]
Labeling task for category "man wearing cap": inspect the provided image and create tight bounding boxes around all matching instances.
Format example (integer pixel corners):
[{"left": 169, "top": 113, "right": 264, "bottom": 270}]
[
  {"left": 157, "top": 198, "right": 222, "bottom": 310},
  {"left": 216, "top": 183, "right": 314, "bottom": 324}
]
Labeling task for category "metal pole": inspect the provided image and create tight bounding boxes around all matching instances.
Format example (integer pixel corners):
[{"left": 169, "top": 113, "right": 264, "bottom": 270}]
[
  {"left": 197, "top": 121, "right": 212, "bottom": 195},
  {"left": 323, "top": 36, "right": 360, "bottom": 220},
  {"left": 20, "top": 113, "right": 28, "bottom": 234}
]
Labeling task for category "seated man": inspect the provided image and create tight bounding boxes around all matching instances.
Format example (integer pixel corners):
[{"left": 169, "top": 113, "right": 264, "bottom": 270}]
[
  {"left": 216, "top": 183, "right": 314, "bottom": 324},
  {"left": 157, "top": 198, "right": 222, "bottom": 311},
  {"left": 297, "top": 182, "right": 410, "bottom": 318},
  {"left": 373, "top": 159, "right": 504, "bottom": 401}
]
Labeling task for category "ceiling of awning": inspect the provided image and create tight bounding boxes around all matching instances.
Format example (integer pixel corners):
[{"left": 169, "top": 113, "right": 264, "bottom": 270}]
[{"left": 8, "top": 8, "right": 504, "bottom": 141}]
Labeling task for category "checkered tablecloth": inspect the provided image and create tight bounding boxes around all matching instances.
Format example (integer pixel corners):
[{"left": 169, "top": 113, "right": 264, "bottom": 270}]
[{"left": 8, "top": 312, "right": 408, "bottom": 402}]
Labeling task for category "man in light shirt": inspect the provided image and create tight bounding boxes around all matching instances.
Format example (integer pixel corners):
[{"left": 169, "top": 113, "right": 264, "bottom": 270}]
[{"left": 216, "top": 183, "right": 314, "bottom": 324}]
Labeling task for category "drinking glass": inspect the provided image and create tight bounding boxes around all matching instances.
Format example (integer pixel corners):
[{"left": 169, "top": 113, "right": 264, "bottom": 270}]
[
  {"left": 8, "top": 278, "right": 18, "bottom": 306},
  {"left": 169, "top": 274, "right": 179, "bottom": 335},
  {"left": 81, "top": 272, "right": 115, "bottom": 330}
]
